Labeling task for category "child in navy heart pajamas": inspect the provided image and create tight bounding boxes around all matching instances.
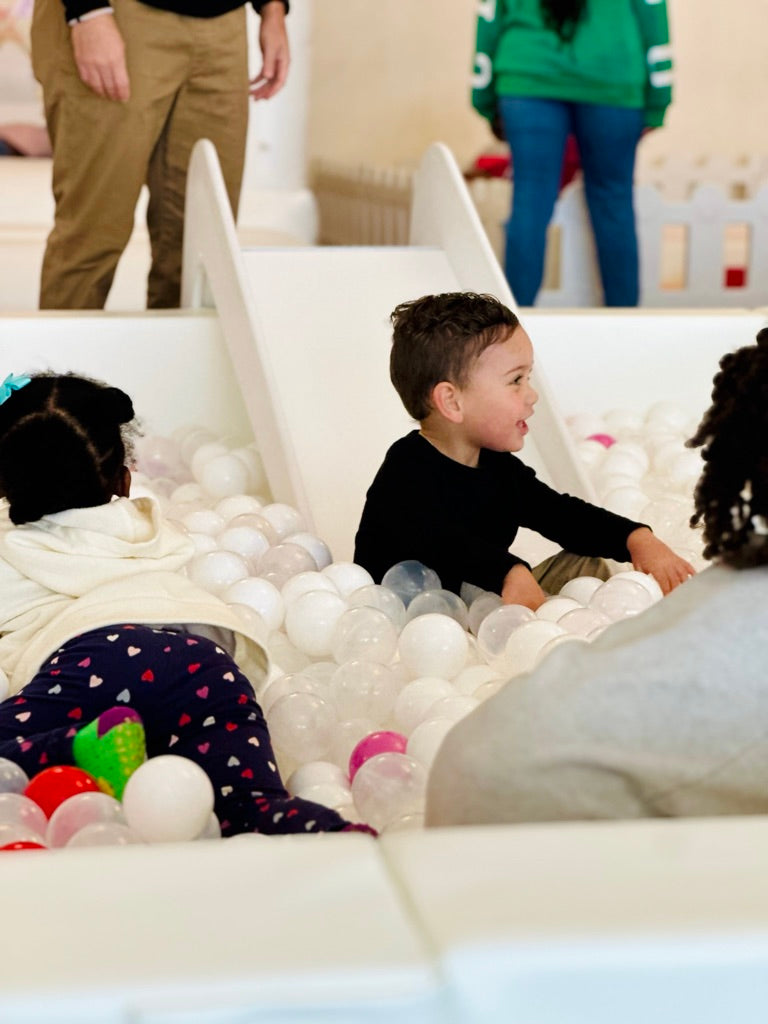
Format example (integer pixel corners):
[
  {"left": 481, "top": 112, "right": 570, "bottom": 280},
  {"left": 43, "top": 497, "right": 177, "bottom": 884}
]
[{"left": 0, "top": 372, "right": 371, "bottom": 836}]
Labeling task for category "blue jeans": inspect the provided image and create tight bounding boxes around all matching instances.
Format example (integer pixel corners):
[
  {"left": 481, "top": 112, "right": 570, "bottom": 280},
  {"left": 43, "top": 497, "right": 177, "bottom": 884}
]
[{"left": 498, "top": 96, "right": 644, "bottom": 306}]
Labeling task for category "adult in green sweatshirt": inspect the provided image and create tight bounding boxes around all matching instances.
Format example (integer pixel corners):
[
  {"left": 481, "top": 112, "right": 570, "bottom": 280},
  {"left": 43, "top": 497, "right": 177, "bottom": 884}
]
[{"left": 473, "top": 0, "right": 672, "bottom": 307}]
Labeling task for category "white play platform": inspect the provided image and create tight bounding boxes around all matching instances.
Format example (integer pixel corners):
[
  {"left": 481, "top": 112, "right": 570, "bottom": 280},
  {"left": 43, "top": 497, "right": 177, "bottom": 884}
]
[{"left": 1, "top": 141, "right": 768, "bottom": 1021}]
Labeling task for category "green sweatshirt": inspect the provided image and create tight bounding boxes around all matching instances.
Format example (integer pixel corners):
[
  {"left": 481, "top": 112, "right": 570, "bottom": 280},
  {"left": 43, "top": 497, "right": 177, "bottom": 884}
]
[{"left": 472, "top": 0, "right": 673, "bottom": 128}]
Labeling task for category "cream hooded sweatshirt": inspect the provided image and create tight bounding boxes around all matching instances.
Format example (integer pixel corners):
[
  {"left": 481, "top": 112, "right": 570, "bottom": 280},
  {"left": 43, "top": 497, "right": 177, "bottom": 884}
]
[{"left": 0, "top": 495, "right": 268, "bottom": 696}]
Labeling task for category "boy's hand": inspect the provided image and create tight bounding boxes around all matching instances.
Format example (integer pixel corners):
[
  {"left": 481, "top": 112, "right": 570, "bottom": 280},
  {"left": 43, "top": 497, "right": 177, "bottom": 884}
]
[
  {"left": 626, "top": 527, "right": 695, "bottom": 595},
  {"left": 501, "top": 564, "right": 547, "bottom": 611}
]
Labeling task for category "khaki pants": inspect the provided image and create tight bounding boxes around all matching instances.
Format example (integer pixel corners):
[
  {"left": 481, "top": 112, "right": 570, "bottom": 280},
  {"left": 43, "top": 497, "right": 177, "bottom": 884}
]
[
  {"left": 32, "top": 0, "right": 248, "bottom": 309},
  {"left": 532, "top": 551, "right": 611, "bottom": 597}
]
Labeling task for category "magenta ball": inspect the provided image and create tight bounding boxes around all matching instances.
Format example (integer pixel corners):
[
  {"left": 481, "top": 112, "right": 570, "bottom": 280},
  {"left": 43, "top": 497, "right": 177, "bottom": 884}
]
[
  {"left": 586, "top": 433, "right": 616, "bottom": 448},
  {"left": 348, "top": 730, "right": 408, "bottom": 781}
]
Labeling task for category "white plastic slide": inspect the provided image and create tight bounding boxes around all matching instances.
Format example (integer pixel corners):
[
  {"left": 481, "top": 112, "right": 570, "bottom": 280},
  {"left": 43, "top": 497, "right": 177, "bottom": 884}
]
[{"left": 182, "top": 140, "right": 594, "bottom": 562}]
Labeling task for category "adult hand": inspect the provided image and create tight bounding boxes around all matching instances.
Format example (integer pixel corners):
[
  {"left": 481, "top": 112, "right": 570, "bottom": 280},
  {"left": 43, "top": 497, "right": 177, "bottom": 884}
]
[
  {"left": 70, "top": 14, "right": 130, "bottom": 102},
  {"left": 626, "top": 527, "right": 695, "bottom": 595},
  {"left": 501, "top": 563, "right": 547, "bottom": 611},
  {"left": 250, "top": 1, "right": 289, "bottom": 101}
]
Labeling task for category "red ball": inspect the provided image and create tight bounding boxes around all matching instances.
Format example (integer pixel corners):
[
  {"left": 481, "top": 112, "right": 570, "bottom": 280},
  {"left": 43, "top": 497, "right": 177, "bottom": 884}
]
[
  {"left": 24, "top": 766, "right": 100, "bottom": 818},
  {"left": 349, "top": 730, "right": 408, "bottom": 782},
  {"left": 0, "top": 841, "right": 46, "bottom": 851}
]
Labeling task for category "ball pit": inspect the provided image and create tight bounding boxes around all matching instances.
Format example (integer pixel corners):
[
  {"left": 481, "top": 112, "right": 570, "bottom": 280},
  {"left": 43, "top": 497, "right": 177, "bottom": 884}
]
[{"left": 5, "top": 401, "right": 705, "bottom": 850}]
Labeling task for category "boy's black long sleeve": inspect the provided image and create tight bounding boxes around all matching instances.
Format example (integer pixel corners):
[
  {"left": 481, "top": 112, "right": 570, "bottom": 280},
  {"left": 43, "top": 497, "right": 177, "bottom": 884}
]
[{"left": 354, "top": 431, "right": 645, "bottom": 596}]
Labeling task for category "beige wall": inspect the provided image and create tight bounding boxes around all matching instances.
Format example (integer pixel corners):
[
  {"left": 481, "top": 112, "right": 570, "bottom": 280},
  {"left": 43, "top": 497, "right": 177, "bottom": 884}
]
[{"left": 308, "top": 0, "right": 768, "bottom": 170}]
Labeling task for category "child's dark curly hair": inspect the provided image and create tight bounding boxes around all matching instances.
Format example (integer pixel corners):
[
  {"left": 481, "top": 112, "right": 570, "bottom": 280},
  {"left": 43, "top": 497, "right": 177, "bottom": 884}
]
[
  {"left": 0, "top": 373, "right": 136, "bottom": 525},
  {"left": 688, "top": 328, "right": 768, "bottom": 567}
]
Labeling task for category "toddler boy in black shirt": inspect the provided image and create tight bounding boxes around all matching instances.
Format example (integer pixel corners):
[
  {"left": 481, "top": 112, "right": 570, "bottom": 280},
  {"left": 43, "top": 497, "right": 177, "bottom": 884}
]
[{"left": 354, "top": 292, "right": 694, "bottom": 608}]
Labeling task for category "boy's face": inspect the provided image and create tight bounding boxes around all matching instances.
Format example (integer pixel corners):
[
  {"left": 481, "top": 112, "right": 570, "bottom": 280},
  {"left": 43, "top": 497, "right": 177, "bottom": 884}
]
[{"left": 454, "top": 326, "right": 537, "bottom": 453}]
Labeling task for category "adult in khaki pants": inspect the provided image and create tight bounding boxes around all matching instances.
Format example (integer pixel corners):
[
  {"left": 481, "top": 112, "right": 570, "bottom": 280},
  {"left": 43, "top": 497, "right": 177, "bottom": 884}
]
[{"left": 32, "top": 0, "right": 288, "bottom": 309}]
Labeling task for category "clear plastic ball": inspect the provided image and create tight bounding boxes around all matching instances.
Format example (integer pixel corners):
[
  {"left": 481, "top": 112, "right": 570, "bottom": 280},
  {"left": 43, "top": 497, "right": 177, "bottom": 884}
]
[
  {"left": 0, "top": 793, "right": 47, "bottom": 838},
  {"left": 610, "top": 570, "right": 664, "bottom": 602},
  {"left": 331, "top": 719, "right": 378, "bottom": 773},
  {"left": 285, "top": 533, "right": 333, "bottom": 570},
  {"left": 381, "top": 560, "right": 441, "bottom": 607},
  {"left": 535, "top": 596, "right": 582, "bottom": 622},
  {"left": 330, "top": 661, "right": 399, "bottom": 722},
  {"left": 351, "top": 752, "right": 427, "bottom": 833},
  {"left": 347, "top": 584, "right": 407, "bottom": 631},
  {"left": 177, "top": 426, "right": 216, "bottom": 467},
  {"left": 477, "top": 604, "right": 535, "bottom": 662},
  {"left": 260, "top": 673, "right": 328, "bottom": 716},
  {"left": 557, "top": 606, "right": 613, "bottom": 638},
  {"left": 46, "top": 792, "right": 126, "bottom": 849},
  {"left": 281, "top": 570, "right": 339, "bottom": 608},
  {"left": 136, "top": 436, "right": 184, "bottom": 480},
  {"left": 589, "top": 577, "right": 655, "bottom": 620},
  {"left": 66, "top": 822, "right": 141, "bottom": 847},
  {"left": 405, "top": 589, "right": 469, "bottom": 629},
  {"left": 467, "top": 591, "right": 503, "bottom": 636},
  {"left": 188, "top": 550, "right": 249, "bottom": 594},
  {"left": 0, "top": 758, "right": 28, "bottom": 795},
  {"left": 284, "top": 590, "right": 348, "bottom": 658},
  {"left": 122, "top": 756, "right": 215, "bottom": 844},
  {"left": 229, "top": 513, "right": 279, "bottom": 546},
  {"left": 286, "top": 761, "right": 350, "bottom": 796},
  {"left": 223, "top": 576, "right": 284, "bottom": 632},
  {"left": 258, "top": 543, "right": 318, "bottom": 589},
  {"left": 331, "top": 607, "right": 399, "bottom": 665},
  {"left": 398, "top": 613, "right": 468, "bottom": 680},
  {"left": 534, "top": 633, "right": 588, "bottom": 667},
  {"left": 267, "top": 692, "right": 337, "bottom": 763}
]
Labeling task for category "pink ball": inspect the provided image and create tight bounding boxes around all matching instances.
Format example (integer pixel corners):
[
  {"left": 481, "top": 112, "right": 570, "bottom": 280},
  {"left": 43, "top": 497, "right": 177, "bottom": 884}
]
[
  {"left": 586, "top": 433, "right": 616, "bottom": 448},
  {"left": 348, "top": 730, "right": 408, "bottom": 782}
]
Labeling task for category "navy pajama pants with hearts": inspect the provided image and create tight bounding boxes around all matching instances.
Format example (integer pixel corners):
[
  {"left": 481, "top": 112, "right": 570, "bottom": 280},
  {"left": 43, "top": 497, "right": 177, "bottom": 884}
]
[{"left": 0, "top": 624, "right": 350, "bottom": 836}]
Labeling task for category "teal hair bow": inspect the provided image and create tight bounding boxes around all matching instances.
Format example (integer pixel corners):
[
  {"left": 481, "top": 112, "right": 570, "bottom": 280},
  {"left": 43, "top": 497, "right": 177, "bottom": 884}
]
[{"left": 0, "top": 373, "right": 31, "bottom": 406}]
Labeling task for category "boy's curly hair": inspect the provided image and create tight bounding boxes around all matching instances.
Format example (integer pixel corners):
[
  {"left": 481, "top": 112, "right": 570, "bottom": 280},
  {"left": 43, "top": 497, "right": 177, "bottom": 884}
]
[
  {"left": 688, "top": 328, "right": 768, "bottom": 567},
  {"left": 389, "top": 292, "right": 520, "bottom": 421}
]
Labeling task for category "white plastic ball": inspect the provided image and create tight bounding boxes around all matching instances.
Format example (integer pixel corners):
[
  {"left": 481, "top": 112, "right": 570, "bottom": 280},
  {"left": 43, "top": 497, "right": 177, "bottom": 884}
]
[
  {"left": 170, "top": 482, "right": 205, "bottom": 505},
  {"left": 477, "top": 604, "right": 535, "bottom": 662},
  {"left": 501, "top": 619, "right": 567, "bottom": 675},
  {"left": 186, "top": 532, "right": 218, "bottom": 556},
  {"left": 281, "top": 571, "right": 339, "bottom": 608},
  {"left": 321, "top": 562, "right": 375, "bottom": 598},
  {"left": 535, "top": 596, "right": 582, "bottom": 622},
  {"left": 267, "top": 692, "right": 337, "bottom": 763},
  {"left": 178, "top": 427, "right": 216, "bottom": 466},
  {"left": 603, "top": 485, "right": 650, "bottom": 520},
  {"left": 575, "top": 439, "right": 609, "bottom": 467},
  {"left": 180, "top": 508, "right": 226, "bottom": 537},
  {"left": 452, "top": 664, "right": 501, "bottom": 696},
  {"left": 331, "top": 607, "right": 399, "bottom": 665},
  {"left": 351, "top": 752, "right": 427, "bottom": 833},
  {"left": 284, "top": 590, "right": 348, "bottom": 658},
  {"left": 223, "top": 576, "right": 284, "bottom": 633},
  {"left": 286, "top": 761, "right": 350, "bottom": 796},
  {"left": 46, "top": 792, "right": 126, "bottom": 849},
  {"left": 229, "top": 513, "right": 278, "bottom": 546},
  {"left": 604, "top": 408, "right": 643, "bottom": 435},
  {"left": 259, "top": 503, "right": 305, "bottom": 540},
  {"left": 407, "top": 718, "right": 456, "bottom": 769},
  {"left": 190, "top": 441, "right": 228, "bottom": 481},
  {"left": 329, "top": 718, "right": 377, "bottom": 772},
  {"left": 188, "top": 550, "right": 249, "bottom": 594},
  {"left": 398, "top": 613, "right": 468, "bottom": 680},
  {"left": 558, "top": 576, "right": 605, "bottom": 605},
  {"left": 534, "top": 633, "right": 588, "bottom": 667},
  {"left": 611, "top": 570, "right": 664, "bottom": 602},
  {"left": 427, "top": 694, "right": 479, "bottom": 723},
  {"left": 218, "top": 525, "right": 271, "bottom": 567},
  {"left": 393, "top": 677, "right": 455, "bottom": 735},
  {"left": 557, "top": 606, "right": 612, "bottom": 638},
  {"left": 230, "top": 447, "right": 267, "bottom": 494},
  {"left": 260, "top": 673, "right": 328, "bottom": 716},
  {"left": 645, "top": 400, "right": 689, "bottom": 433},
  {"left": 215, "top": 494, "right": 265, "bottom": 522},
  {"left": 199, "top": 454, "right": 251, "bottom": 499},
  {"left": 347, "top": 584, "right": 407, "bottom": 631},
  {"left": 122, "top": 756, "right": 215, "bottom": 843},
  {"left": 381, "top": 560, "right": 441, "bottom": 607},
  {"left": 285, "top": 533, "right": 333, "bottom": 571}
]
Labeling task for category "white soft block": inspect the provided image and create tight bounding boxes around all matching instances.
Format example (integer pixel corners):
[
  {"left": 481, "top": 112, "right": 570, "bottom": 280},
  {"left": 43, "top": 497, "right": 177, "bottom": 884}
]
[
  {"left": 0, "top": 835, "right": 441, "bottom": 1023},
  {"left": 382, "top": 817, "right": 768, "bottom": 1024}
]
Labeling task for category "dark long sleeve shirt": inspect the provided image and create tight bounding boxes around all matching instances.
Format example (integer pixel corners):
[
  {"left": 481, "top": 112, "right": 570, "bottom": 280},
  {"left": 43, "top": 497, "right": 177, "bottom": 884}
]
[
  {"left": 65, "top": 0, "right": 286, "bottom": 28},
  {"left": 354, "top": 431, "right": 645, "bottom": 596}
]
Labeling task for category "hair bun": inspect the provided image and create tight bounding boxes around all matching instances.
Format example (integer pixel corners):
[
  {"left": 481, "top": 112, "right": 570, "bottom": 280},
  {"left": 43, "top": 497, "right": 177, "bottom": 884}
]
[{"left": 101, "top": 387, "right": 135, "bottom": 425}]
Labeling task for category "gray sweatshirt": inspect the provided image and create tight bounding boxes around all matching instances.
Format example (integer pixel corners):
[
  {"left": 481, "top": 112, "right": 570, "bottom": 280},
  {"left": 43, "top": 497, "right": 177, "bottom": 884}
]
[{"left": 426, "top": 564, "right": 768, "bottom": 825}]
